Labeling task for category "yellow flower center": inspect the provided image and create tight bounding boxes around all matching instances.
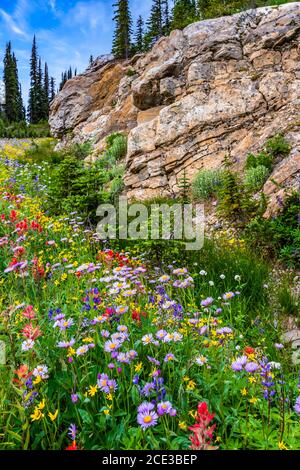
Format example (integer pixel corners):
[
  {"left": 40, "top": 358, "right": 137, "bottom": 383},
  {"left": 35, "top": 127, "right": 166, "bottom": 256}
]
[{"left": 143, "top": 415, "right": 152, "bottom": 423}]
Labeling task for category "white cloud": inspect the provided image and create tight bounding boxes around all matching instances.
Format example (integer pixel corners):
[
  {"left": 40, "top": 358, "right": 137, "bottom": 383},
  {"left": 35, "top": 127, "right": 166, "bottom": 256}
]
[
  {"left": 49, "top": 0, "right": 57, "bottom": 12},
  {"left": 0, "top": 8, "right": 28, "bottom": 37}
]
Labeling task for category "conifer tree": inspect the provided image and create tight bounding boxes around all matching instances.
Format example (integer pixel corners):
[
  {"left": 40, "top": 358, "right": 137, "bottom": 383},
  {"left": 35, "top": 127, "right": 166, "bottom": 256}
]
[
  {"left": 43, "top": 62, "right": 50, "bottom": 116},
  {"left": 89, "top": 55, "right": 94, "bottom": 66},
  {"left": 112, "top": 0, "right": 133, "bottom": 59},
  {"left": 133, "top": 15, "right": 144, "bottom": 53},
  {"left": 3, "top": 43, "right": 23, "bottom": 122},
  {"left": 146, "top": 0, "right": 164, "bottom": 47},
  {"left": 172, "top": 0, "right": 197, "bottom": 30},
  {"left": 28, "top": 36, "right": 40, "bottom": 123},
  {"left": 50, "top": 77, "right": 56, "bottom": 102},
  {"left": 163, "top": 0, "right": 171, "bottom": 35}
]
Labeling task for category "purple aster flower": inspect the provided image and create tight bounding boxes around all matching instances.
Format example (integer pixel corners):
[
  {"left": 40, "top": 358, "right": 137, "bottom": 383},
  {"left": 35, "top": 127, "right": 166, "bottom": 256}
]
[
  {"left": 71, "top": 394, "right": 78, "bottom": 403},
  {"left": 108, "top": 363, "right": 115, "bottom": 369},
  {"left": 104, "top": 340, "right": 121, "bottom": 353},
  {"left": 108, "top": 379, "right": 118, "bottom": 392},
  {"left": 245, "top": 362, "right": 259, "bottom": 373},
  {"left": 164, "top": 353, "right": 175, "bottom": 363},
  {"left": 68, "top": 424, "right": 77, "bottom": 441},
  {"left": 101, "top": 330, "right": 110, "bottom": 338},
  {"left": 138, "top": 402, "right": 155, "bottom": 413},
  {"left": 128, "top": 350, "right": 138, "bottom": 360},
  {"left": 147, "top": 356, "right": 160, "bottom": 366},
  {"left": 117, "top": 352, "right": 129, "bottom": 363},
  {"left": 137, "top": 410, "right": 158, "bottom": 430},
  {"left": 76, "top": 345, "right": 89, "bottom": 356},
  {"left": 133, "top": 375, "right": 140, "bottom": 385},
  {"left": 97, "top": 373, "right": 110, "bottom": 393},
  {"left": 231, "top": 355, "right": 248, "bottom": 371},
  {"left": 57, "top": 338, "right": 75, "bottom": 348},
  {"left": 142, "top": 382, "right": 155, "bottom": 397},
  {"left": 223, "top": 292, "right": 235, "bottom": 301},
  {"left": 201, "top": 297, "right": 214, "bottom": 307},
  {"left": 275, "top": 343, "right": 284, "bottom": 350},
  {"left": 157, "top": 401, "right": 172, "bottom": 415}
]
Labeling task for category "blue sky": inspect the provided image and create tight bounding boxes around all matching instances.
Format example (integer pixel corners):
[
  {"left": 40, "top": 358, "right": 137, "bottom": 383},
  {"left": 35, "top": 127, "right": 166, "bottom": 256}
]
[{"left": 0, "top": 0, "right": 154, "bottom": 105}]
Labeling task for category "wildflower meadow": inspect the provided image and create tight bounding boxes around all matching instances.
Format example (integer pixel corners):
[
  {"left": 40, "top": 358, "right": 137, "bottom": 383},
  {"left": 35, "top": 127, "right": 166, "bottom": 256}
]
[{"left": 0, "top": 143, "right": 299, "bottom": 451}]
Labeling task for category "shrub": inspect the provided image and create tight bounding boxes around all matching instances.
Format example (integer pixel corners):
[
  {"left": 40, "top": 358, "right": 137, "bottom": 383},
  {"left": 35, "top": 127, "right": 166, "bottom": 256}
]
[
  {"left": 21, "top": 139, "right": 62, "bottom": 164},
  {"left": 277, "top": 285, "right": 299, "bottom": 318},
  {"left": 0, "top": 119, "right": 51, "bottom": 138},
  {"left": 244, "top": 192, "right": 300, "bottom": 267},
  {"left": 217, "top": 170, "right": 258, "bottom": 222},
  {"left": 265, "top": 134, "right": 291, "bottom": 157},
  {"left": 191, "top": 169, "right": 224, "bottom": 201},
  {"left": 245, "top": 152, "right": 273, "bottom": 171},
  {"left": 244, "top": 165, "right": 270, "bottom": 192},
  {"left": 104, "top": 133, "right": 127, "bottom": 165}
]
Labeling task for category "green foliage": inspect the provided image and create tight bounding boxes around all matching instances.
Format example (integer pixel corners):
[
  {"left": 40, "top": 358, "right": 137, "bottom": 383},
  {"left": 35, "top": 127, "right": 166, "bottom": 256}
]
[
  {"left": 1, "top": 138, "right": 299, "bottom": 450},
  {"left": 22, "top": 139, "right": 61, "bottom": 164},
  {"left": 244, "top": 192, "right": 300, "bottom": 267},
  {"left": 104, "top": 133, "right": 127, "bottom": 164},
  {"left": 192, "top": 168, "right": 224, "bottom": 201},
  {"left": 112, "top": 0, "right": 133, "bottom": 59},
  {"left": 178, "top": 169, "right": 191, "bottom": 203},
  {"left": 171, "top": 0, "right": 197, "bottom": 30},
  {"left": 126, "top": 68, "right": 136, "bottom": 77},
  {"left": 0, "top": 119, "right": 50, "bottom": 138},
  {"left": 245, "top": 152, "right": 273, "bottom": 171},
  {"left": 217, "top": 170, "right": 257, "bottom": 221},
  {"left": 265, "top": 134, "right": 291, "bottom": 157},
  {"left": 20, "top": 135, "right": 127, "bottom": 223},
  {"left": 3, "top": 42, "right": 24, "bottom": 123},
  {"left": 277, "top": 285, "right": 299, "bottom": 318},
  {"left": 244, "top": 165, "right": 269, "bottom": 192}
]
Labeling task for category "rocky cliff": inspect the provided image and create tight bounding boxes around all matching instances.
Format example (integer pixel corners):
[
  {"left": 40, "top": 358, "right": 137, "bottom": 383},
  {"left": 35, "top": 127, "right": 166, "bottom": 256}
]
[{"left": 49, "top": 3, "right": 300, "bottom": 211}]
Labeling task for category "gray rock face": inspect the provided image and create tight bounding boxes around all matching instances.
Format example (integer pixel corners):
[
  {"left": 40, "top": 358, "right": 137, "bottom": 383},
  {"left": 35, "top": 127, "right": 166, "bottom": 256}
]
[{"left": 50, "top": 3, "right": 300, "bottom": 211}]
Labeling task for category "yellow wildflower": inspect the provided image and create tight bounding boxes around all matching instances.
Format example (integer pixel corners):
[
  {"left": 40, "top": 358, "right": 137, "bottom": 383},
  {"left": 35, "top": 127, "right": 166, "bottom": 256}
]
[
  {"left": 186, "top": 380, "right": 196, "bottom": 391},
  {"left": 48, "top": 410, "right": 58, "bottom": 421},
  {"left": 241, "top": 388, "right": 248, "bottom": 396},
  {"left": 61, "top": 273, "right": 67, "bottom": 281},
  {"left": 106, "top": 393, "right": 113, "bottom": 401},
  {"left": 179, "top": 421, "right": 187, "bottom": 430},
  {"left": 278, "top": 441, "right": 288, "bottom": 450},
  {"left": 249, "top": 397, "right": 259, "bottom": 404},
  {"left": 37, "top": 399, "right": 46, "bottom": 410},
  {"left": 82, "top": 337, "right": 94, "bottom": 343},
  {"left": 67, "top": 347, "right": 76, "bottom": 357},
  {"left": 33, "top": 375, "right": 42, "bottom": 385},
  {"left": 135, "top": 362, "right": 143, "bottom": 372},
  {"left": 88, "top": 385, "right": 98, "bottom": 397},
  {"left": 30, "top": 408, "right": 44, "bottom": 422},
  {"left": 188, "top": 410, "right": 197, "bottom": 419},
  {"left": 103, "top": 409, "right": 110, "bottom": 416},
  {"left": 248, "top": 376, "right": 257, "bottom": 384}
]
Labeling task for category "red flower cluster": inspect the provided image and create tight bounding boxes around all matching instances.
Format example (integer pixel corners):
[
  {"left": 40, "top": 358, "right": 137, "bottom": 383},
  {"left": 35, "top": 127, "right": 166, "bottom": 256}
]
[
  {"left": 65, "top": 441, "right": 78, "bottom": 451},
  {"left": 22, "top": 323, "right": 42, "bottom": 340},
  {"left": 189, "top": 402, "right": 218, "bottom": 450},
  {"left": 131, "top": 309, "right": 147, "bottom": 324},
  {"left": 244, "top": 347, "right": 255, "bottom": 356},
  {"left": 12, "top": 365, "right": 32, "bottom": 388}
]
